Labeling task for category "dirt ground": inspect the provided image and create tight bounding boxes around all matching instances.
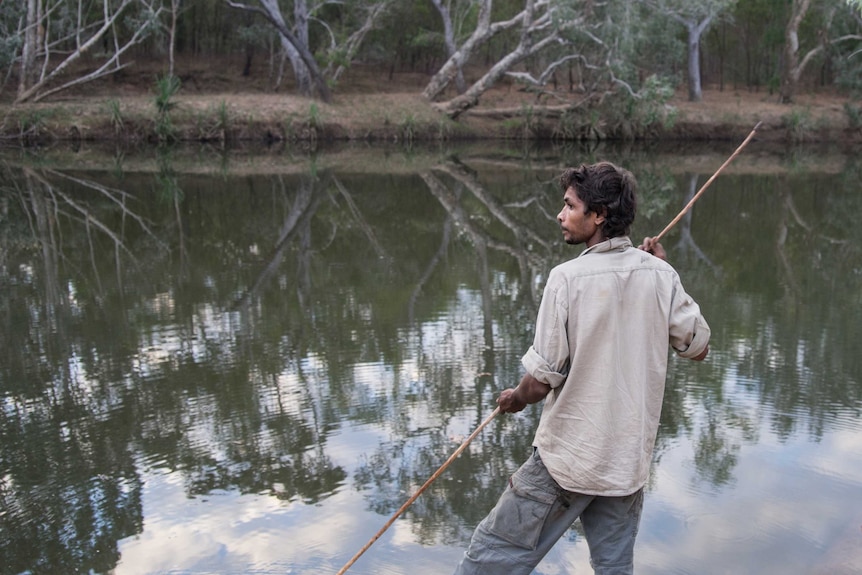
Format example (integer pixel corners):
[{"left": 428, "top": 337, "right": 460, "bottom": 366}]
[{"left": 1, "top": 55, "right": 859, "bottom": 145}]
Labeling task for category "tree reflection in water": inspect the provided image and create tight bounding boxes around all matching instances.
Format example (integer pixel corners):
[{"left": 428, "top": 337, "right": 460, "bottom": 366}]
[{"left": 0, "top": 148, "right": 861, "bottom": 574}]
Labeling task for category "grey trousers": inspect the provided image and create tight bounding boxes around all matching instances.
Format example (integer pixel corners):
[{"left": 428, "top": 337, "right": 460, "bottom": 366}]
[{"left": 453, "top": 450, "right": 644, "bottom": 575}]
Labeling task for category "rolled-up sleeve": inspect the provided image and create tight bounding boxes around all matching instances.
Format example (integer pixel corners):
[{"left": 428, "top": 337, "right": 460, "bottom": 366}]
[{"left": 521, "top": 272, "right": 570, "bottom": 388}]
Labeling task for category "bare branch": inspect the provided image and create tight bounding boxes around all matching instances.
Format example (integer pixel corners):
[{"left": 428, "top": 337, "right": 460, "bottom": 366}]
[
  {"left": 505, "top": 54, "right": 585, "bottom": 87},
  {"left": 325, "top": 0, "right": 394, "bottom": 81},
  {"left": 16, "top": 0, "right": 162, "bottom": 104},
  {"left": 226, "top": 0, "right": 332, "bottom": 101},
  {"left": 44, "top": 170, "right": 170, "bottom": 252}
]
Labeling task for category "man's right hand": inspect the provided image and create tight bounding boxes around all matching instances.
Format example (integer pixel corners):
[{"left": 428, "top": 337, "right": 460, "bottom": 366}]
[
  {"left": 638, "top": 236, "right": 667, "bottom": 261},
  {"left": 497, "top": 374, "right": 552, "bottom": 413},
  {"left": 496, "top": 388, "right": 527, "bottom": 413}
]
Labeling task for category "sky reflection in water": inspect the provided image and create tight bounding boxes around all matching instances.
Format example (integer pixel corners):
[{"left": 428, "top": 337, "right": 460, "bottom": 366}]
[{"left": 1, "top": 143, "right": 860, "bottom": 575}]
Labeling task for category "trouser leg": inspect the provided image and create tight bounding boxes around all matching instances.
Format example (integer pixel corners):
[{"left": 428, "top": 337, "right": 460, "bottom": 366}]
[
  {"left": 579, "top": 488, "right": 644, "bottom": 575},
  {"left": 453, "top": 451, "right": 588, "bottom": 575}
]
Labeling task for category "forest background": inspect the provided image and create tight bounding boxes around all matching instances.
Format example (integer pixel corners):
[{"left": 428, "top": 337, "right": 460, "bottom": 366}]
[{"left": 2, "top": 0, "right": 862, "bottom": 146}]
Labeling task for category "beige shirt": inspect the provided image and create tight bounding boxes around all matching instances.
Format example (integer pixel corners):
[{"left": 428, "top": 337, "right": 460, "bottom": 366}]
[{"left": 522, "top": 236, "right": 710, "bottom": 496}]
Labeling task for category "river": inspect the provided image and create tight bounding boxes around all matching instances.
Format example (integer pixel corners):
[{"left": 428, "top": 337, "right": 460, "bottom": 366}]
[{"left": 1, "top": 140, "right": 861, "bottom": 575}]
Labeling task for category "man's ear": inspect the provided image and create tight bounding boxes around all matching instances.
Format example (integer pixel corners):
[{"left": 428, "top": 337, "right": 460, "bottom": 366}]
[{"left": 593, "top": 208, "right": 606, "bottom": 226}]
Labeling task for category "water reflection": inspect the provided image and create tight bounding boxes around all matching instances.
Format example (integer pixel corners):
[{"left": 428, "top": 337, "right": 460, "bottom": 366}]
[{"left": 1, "top": 144, "right": 861, "bottom": 574}]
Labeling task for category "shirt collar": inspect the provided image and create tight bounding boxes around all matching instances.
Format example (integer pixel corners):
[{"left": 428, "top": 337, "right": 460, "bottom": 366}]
[{"left": 580, "top": 236, "right": 633, "bottom": 256}]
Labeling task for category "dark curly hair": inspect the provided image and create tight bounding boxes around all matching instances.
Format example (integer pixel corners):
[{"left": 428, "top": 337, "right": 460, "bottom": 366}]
[{"left": 558, "top": 161, "right": 637, "bottom": 239}]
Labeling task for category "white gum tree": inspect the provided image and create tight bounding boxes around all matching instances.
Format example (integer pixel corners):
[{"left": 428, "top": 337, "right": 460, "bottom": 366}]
[
  {"left": 14, "top": 0, "right": 163, "bottom": 104},
  {"left": 780, "top": 0, "right": 862, "bottom": 104},
  {"left": 224, "top": 0, "right": 394, "bottom": 102},
  {"left": 637, "top": 0, "right": 737, "bottom": 103},
  {"left": 422, "top": 0, "right": 588, "bottom": 119}
]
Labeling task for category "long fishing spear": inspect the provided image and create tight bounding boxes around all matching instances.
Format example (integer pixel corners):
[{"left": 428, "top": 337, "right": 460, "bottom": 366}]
[
  {"left": 653, "top": 121, "right": 762, "bottom": 243},
  {"left": 335, "top": 121, "right": 761, "bottom": 575},
  {"left": 335, "top": 406, "right": 500, "bottom": 575}
]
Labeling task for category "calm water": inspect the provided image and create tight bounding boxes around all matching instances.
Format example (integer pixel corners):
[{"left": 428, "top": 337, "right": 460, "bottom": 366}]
[{"left": 1, "top": 141, "right": 861, "bottom": 575}]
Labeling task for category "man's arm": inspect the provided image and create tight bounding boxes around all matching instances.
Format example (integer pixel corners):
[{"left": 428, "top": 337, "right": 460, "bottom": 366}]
[
  {"left": 641, "top": 237, "right": 710, "bottom": 362},
  {"left": 497, "top": 373, "right": 552, "bottom": 413}
]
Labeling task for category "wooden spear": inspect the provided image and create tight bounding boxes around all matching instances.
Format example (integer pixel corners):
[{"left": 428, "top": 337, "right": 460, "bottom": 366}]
[
  {"left": 654, "top": 121, "right": 762, "bottom": 243},
  {"left": 335, "top": 407, "right": 501, "bottom": 575},
  {"left": 336, "top": 123, "right": 762, "bottom": 574}
]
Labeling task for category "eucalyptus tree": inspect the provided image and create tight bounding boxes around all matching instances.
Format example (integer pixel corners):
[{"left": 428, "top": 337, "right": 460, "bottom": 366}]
[
  {"left": 830, "top": 1, "right": 862, "bottom": 89},
  {"left": 13, "top": 0, "right": 163, "bottom": 104},
  {"left": 421, "top": 0, "right": 684, "bottom": 134},
  {"left": 779, "top": 0, "right": 862, "bottom": 103},
  {"left": 422, "top": 0, "right": 592, "bottom": 118},
  {"left": 167, "top": 0, "right": 182, "bottom": 78},
  {"left": 224, "top": 0, "right": 394, "bottom": 102},
  {"left": 638, "top": 0, "right": 738, "bottom": 102},
  {"left": 429, "top": 0, "right": 473, "bottom": 94}
]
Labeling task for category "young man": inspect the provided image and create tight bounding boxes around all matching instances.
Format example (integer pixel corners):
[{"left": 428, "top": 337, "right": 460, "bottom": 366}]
[{"left": 453, "top": 162, "right": 710, "bottom": 575}]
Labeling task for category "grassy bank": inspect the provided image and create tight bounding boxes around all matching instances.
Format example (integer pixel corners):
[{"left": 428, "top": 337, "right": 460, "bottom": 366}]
[{"left": 2, "top": 79, "right": 860, "bottom": 148}]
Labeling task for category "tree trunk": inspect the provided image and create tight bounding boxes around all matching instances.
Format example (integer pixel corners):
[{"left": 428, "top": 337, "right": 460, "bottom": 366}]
[
  {"left": 18, "top": 0, "right": 38, "bottom": 99},
  {"left": 431, "top": 0, "right": 467, "bottom": 94},
  {"left": 434, "top": 31, "right": 560, "bottom": 119},
  {"left": 686, "top": 17, "right": 712, "bottom": 103},
  {"left": 327, "top": 1, "right": 394, "bottom": 82},
  {"left": 422, "top": 0, "right": 500, "bottom": 101},
  {"left": 780, "top": 0, "right": 811, "bottom": 104},
  {"left": 424, "top": 0, "right": 578, "bottom": 112},
  {"left": 15, "top": 0, "right": 160, "bottom": 104},
  {"left": 230, "top": 0, "right": 331, "bottom": 102},
  {"left": 290, "top": 0, "right": 314, "bottom": 95},
  {"left": 169, "top": 0, "right": 181, "bottom": 78},
  {"left": 779, "top": 0, "right": 857, "bottom": 106}
]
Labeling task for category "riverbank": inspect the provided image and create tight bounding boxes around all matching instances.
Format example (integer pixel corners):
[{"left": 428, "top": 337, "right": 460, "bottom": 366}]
[{"left": 1, "top": 62, "right": 860, "bottom": 147}]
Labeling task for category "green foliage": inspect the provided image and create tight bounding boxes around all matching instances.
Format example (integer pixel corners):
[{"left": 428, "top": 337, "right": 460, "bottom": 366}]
[
  {"left": 547, "top": 71, "right": 677, "bottom": 141},
  {"left": 18, "top": 109, "right": 50, "bottom": 139},
  {"left": 156, "top": 147, "right": 182, "bottom": 201},
  {"left": 708, "top": 0, "right": 786, "bottom": 89},
  {"left": 154, "top": 75, "right": 181, "bottom": 116},
  {"left": 519, "top": 103, "right": 537, "bottom": 138},
  {"left": 106, "top": 99, "right": 124, "bottom": 134},
  {"left": 0, "top": 1, "right": 23, "bottom": 80},
  {"left": 629, "top": 3, "right": 686, "bottom": 82},
  {"left": 236, "top": 22, "right": 273, "bottom": 49},
  {"left": 216, "top": 100, "right": 230, "bottom": 131},
  {"left": 766, "top": 75, "right": 781, "bottom": 95},
  {"left": 194, "top": 100, "right": 231, "bottom": 142},
  {"left": 400, "top": 113, "right": 416, "bottom": 143},
  {"left": 637, "top": 75, "right": 679, "bottom": 127},
  {"left": 635, "top": 169, "right": 676, "bottom": 221},
  {"left": 843, "top": 102, "right": 862, "bottom": 129},
  {"left": 366, "top": 0, "right": 445, "bottom": 67},
  {"left": 552, "top": 109, "right": 586, "bottom": 140},
  {"left": 409, "top": 31, "right": 445, "bottom": 51},
  {"left": 307, "top": 103, "right": 322, "bottom": 130},
  {"left": 500, "top": 104, "right": 542, "bottom": 140},
  {"left": 830, "top": 6, "right": 862, "bottom": 94},
  {"left": 603, "top": 75, "right": 678, "bottom": 139},
  {"left": 783, "top": 107, "right": 815, "bottom": 143},
  {"left": 154, "top": 75, "right": 181, "bottom": 142}
]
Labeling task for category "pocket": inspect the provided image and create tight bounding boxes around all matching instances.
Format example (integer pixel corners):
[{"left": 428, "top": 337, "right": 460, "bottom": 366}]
[{"left": 484, "top": 459, "right": 558, "bottom": 551}]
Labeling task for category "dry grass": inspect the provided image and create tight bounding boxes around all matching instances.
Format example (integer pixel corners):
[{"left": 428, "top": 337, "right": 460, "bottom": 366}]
[{"left": 0, "top": 55, "right": 858, "bottom": 144}]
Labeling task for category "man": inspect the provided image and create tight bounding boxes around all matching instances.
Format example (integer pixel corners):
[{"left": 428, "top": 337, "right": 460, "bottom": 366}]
[{"left": 454, "top": 162, "right": 710, "bottom": 575}]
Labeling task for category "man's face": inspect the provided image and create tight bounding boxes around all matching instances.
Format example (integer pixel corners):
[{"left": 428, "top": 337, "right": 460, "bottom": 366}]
[{"left": 557, "top": 186, "right": 605, "bottom": 247}]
